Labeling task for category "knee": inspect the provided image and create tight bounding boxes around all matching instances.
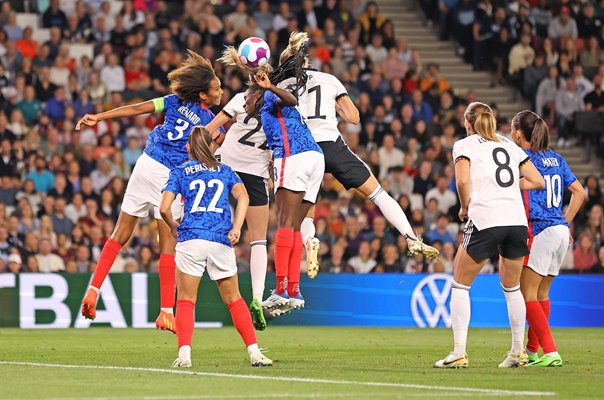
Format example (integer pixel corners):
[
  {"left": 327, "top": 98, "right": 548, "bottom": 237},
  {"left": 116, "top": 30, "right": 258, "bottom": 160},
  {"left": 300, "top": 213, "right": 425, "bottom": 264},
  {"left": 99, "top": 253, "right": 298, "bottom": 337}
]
[{"left": 223, "top": 293, "right": 242, "bottom": 305}]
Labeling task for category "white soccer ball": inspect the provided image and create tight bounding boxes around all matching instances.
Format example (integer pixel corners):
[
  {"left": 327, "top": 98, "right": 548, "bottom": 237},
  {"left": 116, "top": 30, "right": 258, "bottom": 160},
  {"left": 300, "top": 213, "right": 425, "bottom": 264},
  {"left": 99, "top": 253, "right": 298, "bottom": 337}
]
[{"left": 237, "top": 37, "right": 270, "bottom": 69}]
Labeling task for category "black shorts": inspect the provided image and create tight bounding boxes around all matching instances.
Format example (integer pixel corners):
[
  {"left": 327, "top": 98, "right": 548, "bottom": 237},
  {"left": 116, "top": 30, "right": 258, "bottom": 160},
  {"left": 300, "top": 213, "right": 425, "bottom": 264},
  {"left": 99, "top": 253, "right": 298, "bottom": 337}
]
[
  {"left": 319, "top": 137, "right": 371, "bottom": 190},
  {"left": 461, "top": 221, "right": 529, "bottom": 260},
  {"left": 236, "top": 171, "right": 269, "bottom": 206}
]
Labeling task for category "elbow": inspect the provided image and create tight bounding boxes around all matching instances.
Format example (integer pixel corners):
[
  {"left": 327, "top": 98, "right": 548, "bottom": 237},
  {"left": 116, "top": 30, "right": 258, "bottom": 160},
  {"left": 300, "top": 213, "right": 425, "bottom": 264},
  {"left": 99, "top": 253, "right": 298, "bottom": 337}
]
[
  {"left": 350, "top": 112, "right": 360, "bottom": 125},
  {"left": 537, "top": 176, "right": 545, "bottom": 189}
]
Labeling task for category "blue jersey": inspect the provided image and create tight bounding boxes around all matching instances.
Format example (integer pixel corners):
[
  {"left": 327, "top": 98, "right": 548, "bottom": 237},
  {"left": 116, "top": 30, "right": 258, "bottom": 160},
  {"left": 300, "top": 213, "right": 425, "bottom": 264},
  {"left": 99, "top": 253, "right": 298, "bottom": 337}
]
[
  {"left": 259, "top": 90, "right": 321, "bottom": 159},
  {"left": 163, "top": 160, "right": 242, "bottom": 247},
  {"left": 145, "top": 94, "right": 225, "bottom": 170},
  {"left": 523, "top": 149, "right": 576, "bottom": 236}
]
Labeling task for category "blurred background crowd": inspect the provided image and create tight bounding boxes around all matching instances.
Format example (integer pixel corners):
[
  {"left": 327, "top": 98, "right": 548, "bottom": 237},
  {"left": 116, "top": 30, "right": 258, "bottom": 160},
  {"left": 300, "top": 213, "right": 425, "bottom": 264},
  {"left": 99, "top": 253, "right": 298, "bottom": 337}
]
[{"left": 0, "top": 0, "right": 602, "bottom": 276}]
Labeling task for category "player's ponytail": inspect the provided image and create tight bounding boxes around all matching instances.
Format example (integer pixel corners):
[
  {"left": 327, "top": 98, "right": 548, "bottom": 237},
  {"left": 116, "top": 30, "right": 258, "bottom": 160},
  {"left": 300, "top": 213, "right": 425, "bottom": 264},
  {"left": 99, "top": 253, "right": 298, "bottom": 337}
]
[
  {"left": 168, "top": 50, "right": 217, "bottom": 104},
  {"left": 464, "top": 102, "right": 500, "bottom": 142},
  {"left": 512, "top": 110, "right": 550, "bottom": 153},
  {"left": 189, "top": 126, "right": 219, "bottom": 169}
]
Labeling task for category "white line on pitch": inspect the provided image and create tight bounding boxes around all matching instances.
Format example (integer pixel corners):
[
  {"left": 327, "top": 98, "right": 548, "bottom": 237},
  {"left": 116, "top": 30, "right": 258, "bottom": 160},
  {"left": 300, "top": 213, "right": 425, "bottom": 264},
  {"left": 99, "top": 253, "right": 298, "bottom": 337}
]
[
  {"left": 3, "top": 394, "right": 490, "bottom": 400},
  {"left": 0, "top": 361, "right": 556, "bottom": 397}
]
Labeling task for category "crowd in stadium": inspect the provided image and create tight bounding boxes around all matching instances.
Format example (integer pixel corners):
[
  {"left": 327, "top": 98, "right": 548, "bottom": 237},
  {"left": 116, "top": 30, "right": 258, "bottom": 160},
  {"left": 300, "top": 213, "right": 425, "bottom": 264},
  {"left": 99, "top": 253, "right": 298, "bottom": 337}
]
[{"left": 0, "top": 0, "right": 602, "bottom": 275}]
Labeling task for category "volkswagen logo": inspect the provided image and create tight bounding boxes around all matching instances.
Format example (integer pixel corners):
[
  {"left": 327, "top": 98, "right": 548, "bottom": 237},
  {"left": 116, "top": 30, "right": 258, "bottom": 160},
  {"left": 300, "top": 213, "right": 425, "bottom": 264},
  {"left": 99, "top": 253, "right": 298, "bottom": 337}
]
[{"left": 411, "top": 274, "right": 453, "bottom": 328}]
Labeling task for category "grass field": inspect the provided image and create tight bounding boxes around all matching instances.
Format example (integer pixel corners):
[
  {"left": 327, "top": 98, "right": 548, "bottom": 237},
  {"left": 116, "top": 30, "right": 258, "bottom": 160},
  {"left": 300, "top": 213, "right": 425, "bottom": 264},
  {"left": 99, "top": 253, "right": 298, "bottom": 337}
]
[{"left": 0, "top": 327, "right": 602, "bottom": 400}]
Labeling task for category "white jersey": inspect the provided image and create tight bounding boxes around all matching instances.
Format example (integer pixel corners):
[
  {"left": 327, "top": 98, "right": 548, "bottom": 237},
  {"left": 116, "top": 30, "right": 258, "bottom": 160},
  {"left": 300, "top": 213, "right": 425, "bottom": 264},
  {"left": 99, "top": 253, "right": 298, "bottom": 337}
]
[
  {"left": 281, "top": 71, "right": 348, "bottom": 143},
  {"left": 452, "top": 134, "right": 530, "bottom": 231},
  {"left": 215, "top": 92, "right": 271, "bottom": 179}
]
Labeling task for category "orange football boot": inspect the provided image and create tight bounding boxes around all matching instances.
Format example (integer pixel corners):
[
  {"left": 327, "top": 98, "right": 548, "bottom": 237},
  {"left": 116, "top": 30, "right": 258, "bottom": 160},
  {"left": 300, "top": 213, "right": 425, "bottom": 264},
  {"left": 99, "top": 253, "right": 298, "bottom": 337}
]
[
  {"left": 81, "top": 288, "right": 98, "bottom": 320},
  {"left": 155, "top": 310, "right": 177, "bottom": 334}
]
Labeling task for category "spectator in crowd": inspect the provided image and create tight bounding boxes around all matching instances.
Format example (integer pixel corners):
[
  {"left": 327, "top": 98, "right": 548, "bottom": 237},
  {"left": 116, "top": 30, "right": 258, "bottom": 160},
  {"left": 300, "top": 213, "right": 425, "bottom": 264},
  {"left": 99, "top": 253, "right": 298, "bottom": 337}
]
[
  {"left": 26, "top": 157, "right": 54, "bottom": 194},
  {"left": 426, "top": 214, "right": 456, "bottom": 245},
  {"left": 555, "top": 77, "right": 585, "bottom": 147},
  {"left": 573, "top": 232, "right": 599, "bottom": 272},
  {"left": 347, "top": 240, "right": 377, "bottom": 273},
  {"left": 425, "top": 176, "right": 457, "bottom": 214},
  {"left": 548, "top": 7, "right": 578, "bottom": 40},
  {"left": 378, "top": 134, "right": 405, "bottom": 180}
]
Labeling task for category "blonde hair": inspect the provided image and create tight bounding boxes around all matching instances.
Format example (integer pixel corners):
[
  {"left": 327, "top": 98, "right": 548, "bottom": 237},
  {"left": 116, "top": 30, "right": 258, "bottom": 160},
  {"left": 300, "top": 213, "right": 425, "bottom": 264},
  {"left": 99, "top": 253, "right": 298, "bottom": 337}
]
[
  {"left": 218, "top": 46, "right": 274, "bottom": 76},
  {"left": 464, "top": 102, "right": 499, "bottom": 142},
  {"left": 189, "top": 126, "right": 219, "bottom": 168},
  {"left": 279, "top": 32, "right": 309, "bottom": 65}
]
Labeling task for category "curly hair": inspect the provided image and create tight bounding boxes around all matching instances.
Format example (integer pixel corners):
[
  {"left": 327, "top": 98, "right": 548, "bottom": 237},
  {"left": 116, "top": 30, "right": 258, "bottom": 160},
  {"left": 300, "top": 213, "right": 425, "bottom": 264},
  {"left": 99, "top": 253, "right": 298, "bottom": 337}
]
[{"left": 167, "top": 49, "right": 217, "bottom": 104}]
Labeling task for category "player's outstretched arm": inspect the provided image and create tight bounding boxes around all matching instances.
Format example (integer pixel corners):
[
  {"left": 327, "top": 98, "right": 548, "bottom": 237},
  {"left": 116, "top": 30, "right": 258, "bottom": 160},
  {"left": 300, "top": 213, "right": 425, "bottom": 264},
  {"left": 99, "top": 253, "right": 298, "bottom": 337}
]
[
  {"left": 565, "top": 179, "right": 587, "bottom": 224},
  {"left": 159, "top": 190, "right": 179, "bottom": 238},
  {"left": 206, "top": 111, "right": 231, "bottom": 148},
  {"left": 454, "top": 158, "right": 471, "bottom": 221},
  {"left": 519, "top": 160, "right": 545, "bottom": 191},
  {"left": 228, "top": 182, "right": 249, "bottom": 245},
  {"left": 253, "top": 71, "right": 297, "bottom": 106},
  {"left": 75, "top": 100, "right": 156, "bottom": 130},
  {"left": 336, "top": 96, "right": 360, "bottom": 125}
]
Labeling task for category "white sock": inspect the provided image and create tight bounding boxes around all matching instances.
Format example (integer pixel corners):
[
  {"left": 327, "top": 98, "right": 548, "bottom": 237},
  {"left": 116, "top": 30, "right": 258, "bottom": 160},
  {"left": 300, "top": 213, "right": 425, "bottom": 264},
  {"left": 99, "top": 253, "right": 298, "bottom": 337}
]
[
  {"left": 502, "top": 284, "right": 525, "bottom": 354},
  {"left": 300, "top": 217, "right": 316, "bottom": 245},
  {"left": 161, "top": 307, "right": 173, "bottom": 314},
  {"left": 250, "top": 240, "right": 268, "bottom": 301},
  {"left": 451, "top": 281, "right": 471, "bottom": 357},
  {"left": 545, "top": 351, "right": 559, "bottom": 356},
  {"left": 527, "top": 349, "right": 537, "bottom": 356},
  {"left": 247, "top": 343, "right": 260, "bottom": 355},
  {"left": 369, "top": 186, "right": 414, "bottom": 237},
  {"left": 178, "top": 345, "right": 191, "bottom": 360}
]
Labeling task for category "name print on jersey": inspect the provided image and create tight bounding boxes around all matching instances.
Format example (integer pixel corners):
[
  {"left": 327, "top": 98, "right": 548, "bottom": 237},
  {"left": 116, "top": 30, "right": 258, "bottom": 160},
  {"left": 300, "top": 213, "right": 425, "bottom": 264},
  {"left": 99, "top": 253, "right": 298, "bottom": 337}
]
[
  {"left": 177, "top": 105, "right": 202, "bottom": 125},
  {"left": 542, "top": 157, "right": 560, "bottom": 167},
  {"left": 184, "top": 163, "right": 221, "bottom": 175}
]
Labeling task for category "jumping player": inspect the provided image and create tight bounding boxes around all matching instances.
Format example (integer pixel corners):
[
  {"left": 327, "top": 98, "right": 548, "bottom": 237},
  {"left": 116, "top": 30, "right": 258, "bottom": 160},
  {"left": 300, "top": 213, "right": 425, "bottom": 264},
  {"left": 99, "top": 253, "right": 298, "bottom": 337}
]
[
  {"left": 220, "top": 32, "right": 325, "bottom": 316},
  {"left": 160, "top": 126, "right": 271, "bottom": 368},
  {"left": 205, "top": 93, "right": 272, "bottom": 330},
  {"left": 511, "top": 110, "right": 585, "bottom": 367},
  {"left": 76, "top": 51, "right": 224, "bottom": 332},
  {"left": 281, "top": 68, "right": 439, "bottom": 278},
  {"left": 434, "top": 102, "right": 545, "bottom": 369}
]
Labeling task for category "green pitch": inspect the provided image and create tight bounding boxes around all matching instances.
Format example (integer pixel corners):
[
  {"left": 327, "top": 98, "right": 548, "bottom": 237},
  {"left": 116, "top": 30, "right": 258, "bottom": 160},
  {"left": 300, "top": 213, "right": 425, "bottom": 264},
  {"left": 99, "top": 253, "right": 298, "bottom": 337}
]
[{"left": 1, "top": 327, "right": 603, "bottom": 399}]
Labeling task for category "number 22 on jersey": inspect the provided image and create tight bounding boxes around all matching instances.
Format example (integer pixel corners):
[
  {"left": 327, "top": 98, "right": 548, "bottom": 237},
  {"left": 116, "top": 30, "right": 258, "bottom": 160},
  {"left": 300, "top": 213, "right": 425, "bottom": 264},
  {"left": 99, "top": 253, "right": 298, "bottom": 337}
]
[{"left": 189, "top": 179, "right": 224, "bottom": 213}]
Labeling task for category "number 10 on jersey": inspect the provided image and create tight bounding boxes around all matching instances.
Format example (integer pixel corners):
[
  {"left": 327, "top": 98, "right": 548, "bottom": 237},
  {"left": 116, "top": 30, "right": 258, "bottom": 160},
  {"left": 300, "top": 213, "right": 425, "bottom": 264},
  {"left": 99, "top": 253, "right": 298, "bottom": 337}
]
[{"left": 544, "top": 174, "right": 562, "bottom": 208}]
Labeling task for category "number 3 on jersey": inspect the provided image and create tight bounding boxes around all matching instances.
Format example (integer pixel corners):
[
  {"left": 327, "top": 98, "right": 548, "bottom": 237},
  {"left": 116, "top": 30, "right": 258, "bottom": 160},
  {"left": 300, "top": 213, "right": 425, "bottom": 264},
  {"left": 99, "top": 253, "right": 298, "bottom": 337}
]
[
  {"left": 190, "top": 179, "right": 224, "bottom": 214},
  {"left": 168, "top": 118, "right": 189, "bottom": 141}
]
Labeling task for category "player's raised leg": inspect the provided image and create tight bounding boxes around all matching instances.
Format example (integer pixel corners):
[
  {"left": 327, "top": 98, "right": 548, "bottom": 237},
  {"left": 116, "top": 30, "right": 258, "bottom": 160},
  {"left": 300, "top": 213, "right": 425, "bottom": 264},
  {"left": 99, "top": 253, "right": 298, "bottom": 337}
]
[
  {"left": 81, "top": 211, "right": 138, "bottom": 320},
  {"left": 357, "top": 175, "right": 439, "bottom": 259},
  {"left": 246, "top": 204, "right": 269, "bottom": 330},
  {"left": 216, "top": 274, "right": 272, "bottom": 366},
  {"left": 156, "top": 218, "right": 178, "bottom": 333},
  {"left": 300, "top": 207, "right": 320, "bottom": 279}
]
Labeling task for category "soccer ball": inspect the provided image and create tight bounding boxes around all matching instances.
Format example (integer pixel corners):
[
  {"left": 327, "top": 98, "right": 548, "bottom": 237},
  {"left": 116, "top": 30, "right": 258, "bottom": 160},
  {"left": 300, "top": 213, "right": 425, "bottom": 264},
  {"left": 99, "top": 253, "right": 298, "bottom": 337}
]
[{"left": 237, "top": 37, "right": 270, "bottom": 69}]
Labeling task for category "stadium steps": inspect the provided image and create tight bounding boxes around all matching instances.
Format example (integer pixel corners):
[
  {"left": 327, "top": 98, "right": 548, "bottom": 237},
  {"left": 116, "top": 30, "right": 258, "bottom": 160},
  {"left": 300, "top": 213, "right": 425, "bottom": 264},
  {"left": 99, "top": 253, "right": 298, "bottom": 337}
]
[
  {"left": 379, "top": 0, "right": 602, "bottom": 184},
  {"left": 377, "top": 0, "right": 530, "bottom": 119}
]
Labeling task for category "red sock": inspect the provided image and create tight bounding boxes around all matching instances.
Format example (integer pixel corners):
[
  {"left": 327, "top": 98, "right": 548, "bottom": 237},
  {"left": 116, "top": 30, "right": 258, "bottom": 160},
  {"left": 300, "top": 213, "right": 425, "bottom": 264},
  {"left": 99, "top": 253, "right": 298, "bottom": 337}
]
[
  {"left": 176, "top": 299, "right": 195, "bottom": 348},
  {"left": 159, "top": 254, "right": 176, "bottom": 309},
  {"left": 228, "top": 297, "right": 257, "bottom": 347},
  {"left": 527, "top": 300, "right": 551, "bottom": 352},
  {"left": 526, "top": 301, "right": 557, "bottom": 354},
  {"left": 274, "top": 228, "right": 294, "bottom": 294},
  {"left": 287, "top": 232, "right": 303, "bottom": 297},
  {"left": 90, "top": 239, "right": 121, "bottom": 289},
  {"left": 540, "top": 299, "right": 551, "bottom": 319}
]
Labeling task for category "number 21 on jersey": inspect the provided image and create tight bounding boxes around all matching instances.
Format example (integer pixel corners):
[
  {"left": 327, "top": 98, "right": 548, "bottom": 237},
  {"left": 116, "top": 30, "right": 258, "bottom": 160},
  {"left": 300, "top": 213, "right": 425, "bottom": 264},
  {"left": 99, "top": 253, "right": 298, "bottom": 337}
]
[{"left": 544, "top": 174, "right": 562, "bottom": 208}]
